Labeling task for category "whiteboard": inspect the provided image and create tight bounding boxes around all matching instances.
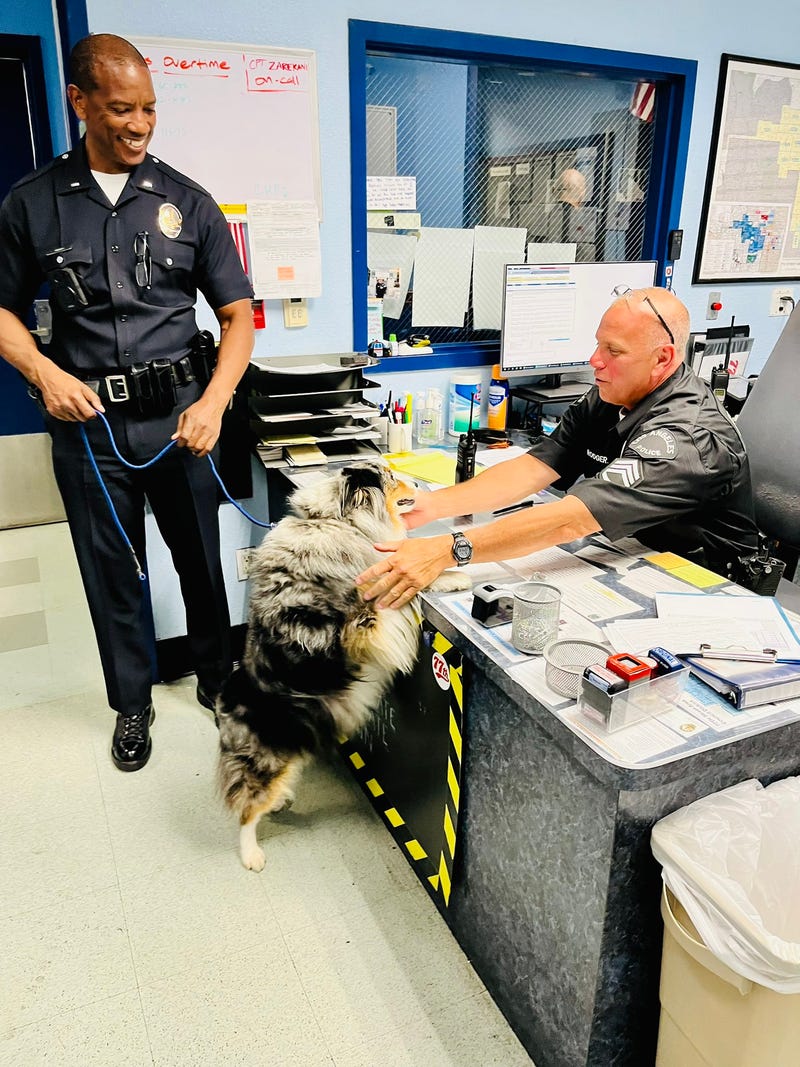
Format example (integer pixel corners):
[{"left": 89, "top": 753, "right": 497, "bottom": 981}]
[
  {"left": 132, "top": 37, "right": 322, "bottom": 216},
  {"left": 500, "top": 261, "right": 658, "bottom": 376}
]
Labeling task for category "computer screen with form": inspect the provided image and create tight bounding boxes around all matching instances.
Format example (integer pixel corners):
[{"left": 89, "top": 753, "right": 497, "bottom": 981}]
[{"left": 500, "top": 261, "right": 658, "bottom": 382}]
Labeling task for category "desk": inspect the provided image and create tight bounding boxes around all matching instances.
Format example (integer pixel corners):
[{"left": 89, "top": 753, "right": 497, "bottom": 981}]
[
  {"left": 511, "top": 380, "right": 590, "bottom": 434},
  {"left": 390, "top": 537, "right": 800, "bottom": 1067}
]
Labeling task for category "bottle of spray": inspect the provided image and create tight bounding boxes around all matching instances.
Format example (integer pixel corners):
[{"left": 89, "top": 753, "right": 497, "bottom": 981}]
[{"left": 487, "top": 364, "right": 509, "bottom": 431}]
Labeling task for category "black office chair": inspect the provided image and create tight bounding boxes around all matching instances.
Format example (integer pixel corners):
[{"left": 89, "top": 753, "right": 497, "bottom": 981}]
[{"left": 736, "top": 303, "right": 800, "bottom": 612}]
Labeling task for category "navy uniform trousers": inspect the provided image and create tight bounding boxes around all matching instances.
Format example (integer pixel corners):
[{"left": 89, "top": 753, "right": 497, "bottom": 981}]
[{"left": 46, "top": 380, "right": 231, "bottom": 718}]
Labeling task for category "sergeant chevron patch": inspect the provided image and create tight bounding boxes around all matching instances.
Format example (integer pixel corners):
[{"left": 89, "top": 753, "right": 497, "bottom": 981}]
[{"left": 599, "top": 457, "right": 643, "bottom": 487}]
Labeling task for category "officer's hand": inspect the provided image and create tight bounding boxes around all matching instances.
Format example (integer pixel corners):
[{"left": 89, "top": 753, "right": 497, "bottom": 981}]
[
  {"left": 355, "top": 535, "right": 451, "bottom": 609},
  {"left": 171, "top": 398, "right": 223, "bottom": 458},
  {"left": 38, "top": 364, "right": 104, "bottom": 422},
  {"left": 401, "top": 491, "right": 439, "bottom": 531}
]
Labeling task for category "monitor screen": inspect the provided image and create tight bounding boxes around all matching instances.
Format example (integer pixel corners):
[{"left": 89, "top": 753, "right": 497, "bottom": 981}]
[{"left": 499, "top": 261, "right": 658, "bottom": 378}]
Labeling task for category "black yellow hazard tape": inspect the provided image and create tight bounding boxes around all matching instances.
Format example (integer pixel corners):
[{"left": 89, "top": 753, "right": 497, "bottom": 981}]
[{"left": 339, "top": 628, "right": 465, "bottom": 907}]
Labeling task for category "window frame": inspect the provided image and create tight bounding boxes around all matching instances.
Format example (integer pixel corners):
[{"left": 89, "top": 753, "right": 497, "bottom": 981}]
[{"left": 349, "top": 20, "right": 696, "bottom": 371}]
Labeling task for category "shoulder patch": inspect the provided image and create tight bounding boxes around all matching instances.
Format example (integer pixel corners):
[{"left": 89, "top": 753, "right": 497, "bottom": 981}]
[
  {"left": 628, "top": 429, "right": 677, "bottom": 460},
  {"left": 598, "top": 458, "right": 643, "bottom": 488}
]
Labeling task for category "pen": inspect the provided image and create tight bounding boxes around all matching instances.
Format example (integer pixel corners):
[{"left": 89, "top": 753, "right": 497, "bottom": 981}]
[
  {"left": 493, "top": 500, "right": 536, "bottom": 516},
  {"left": 699, "top": 644, "right": 778, "bottom": 663}
]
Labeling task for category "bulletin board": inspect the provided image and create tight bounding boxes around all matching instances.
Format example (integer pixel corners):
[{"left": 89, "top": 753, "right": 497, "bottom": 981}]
[{"left": 131, "top": 36, "right": 322, "bottom": 217}]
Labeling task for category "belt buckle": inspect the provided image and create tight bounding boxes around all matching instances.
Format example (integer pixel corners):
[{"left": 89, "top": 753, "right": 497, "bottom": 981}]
[{"left": 106, "top": 374, "right": 130, "bottom": 402}]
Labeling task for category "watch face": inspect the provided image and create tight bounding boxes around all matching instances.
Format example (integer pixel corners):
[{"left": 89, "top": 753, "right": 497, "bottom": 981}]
[{"left": 452, "top": 532, "right": 473, "bottom": 564}]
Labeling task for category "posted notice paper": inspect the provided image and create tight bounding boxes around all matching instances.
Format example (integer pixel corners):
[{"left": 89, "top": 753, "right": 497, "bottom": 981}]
[{"left": 248, "top": 200, "right": 321, "bottom": 299}]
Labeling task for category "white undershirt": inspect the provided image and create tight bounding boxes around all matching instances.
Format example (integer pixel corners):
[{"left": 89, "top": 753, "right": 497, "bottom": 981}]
[{"left": 91, "top": 170, "right": 129, "bottom": 205}]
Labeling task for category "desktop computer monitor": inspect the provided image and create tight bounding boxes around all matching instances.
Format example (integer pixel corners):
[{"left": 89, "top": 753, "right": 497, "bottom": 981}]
[{"left": 499, "top": 260, "right": 659, "bottom": 384}]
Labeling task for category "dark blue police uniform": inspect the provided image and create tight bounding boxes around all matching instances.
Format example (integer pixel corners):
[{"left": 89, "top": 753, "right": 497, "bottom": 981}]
[
  {"left": 0, "top": 141, "right": 253, "bottom": 717},
  {"left": 530, "top": 362, "right": 759, "bottom": 574}
]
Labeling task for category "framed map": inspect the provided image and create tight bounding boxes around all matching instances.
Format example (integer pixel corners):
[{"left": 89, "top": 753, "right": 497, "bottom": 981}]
[{"left": 694, "top": 54, "right": 800, "bottom": 283}]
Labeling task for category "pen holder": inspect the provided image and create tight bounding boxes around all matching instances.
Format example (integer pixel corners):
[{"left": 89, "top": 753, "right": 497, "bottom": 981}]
[
  {"left": 511, "top": 582, "right": 561, "bottom": 654},
  {"left": 387, "top": 422, "right": 412, "bottom": 453},
  {"left": 387, "top": 422, "right": 403, "bottom": 452}
]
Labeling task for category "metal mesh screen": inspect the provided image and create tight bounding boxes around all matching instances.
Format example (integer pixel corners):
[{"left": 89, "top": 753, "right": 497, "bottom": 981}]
[{"left": 366, "top": 55, "right": 656, "bottom": 344}]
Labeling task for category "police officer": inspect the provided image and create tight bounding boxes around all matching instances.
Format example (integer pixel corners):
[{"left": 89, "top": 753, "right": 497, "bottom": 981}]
[
  {"left": 0, "top": 34, "right": 254, "bottom": 770},
  {"left": 355, "top": 287, "right": 760, "bottom": 609}
]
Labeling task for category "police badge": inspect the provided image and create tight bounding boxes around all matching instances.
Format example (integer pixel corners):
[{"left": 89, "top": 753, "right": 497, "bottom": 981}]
[{"left": 158, "top": 203, "right": 182, "bottom": 239}]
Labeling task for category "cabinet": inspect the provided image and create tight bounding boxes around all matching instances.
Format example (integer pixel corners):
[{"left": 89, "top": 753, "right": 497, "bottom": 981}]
[{"left": 246, "top": 354, "right": 383, "bottom": 469}]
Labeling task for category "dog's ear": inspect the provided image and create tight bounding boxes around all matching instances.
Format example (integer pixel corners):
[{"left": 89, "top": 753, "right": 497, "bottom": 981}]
[{"left": 340, "top": 465, "right": 383, "bottom": 515}]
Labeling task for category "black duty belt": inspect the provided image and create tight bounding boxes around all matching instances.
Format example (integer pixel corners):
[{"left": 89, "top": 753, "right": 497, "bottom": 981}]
[
  {"left": 80, "top": 356, "right": 197, "bottom": 404},
  {"left": 75, "top": 356, "right": 200, "bottom": 417}
]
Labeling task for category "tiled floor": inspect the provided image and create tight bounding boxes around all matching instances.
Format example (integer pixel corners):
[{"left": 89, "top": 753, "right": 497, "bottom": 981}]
[{"left": 0, "top": 522, "right": 533, "bottom": 1066}]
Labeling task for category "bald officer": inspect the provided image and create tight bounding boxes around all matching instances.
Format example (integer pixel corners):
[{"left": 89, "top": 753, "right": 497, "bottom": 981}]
[
  {"left": 356, "top": 287, "right": 759, "bottom": 609},
  {"left": 0, "top": 34, "right": 254, "bottom": 769}
]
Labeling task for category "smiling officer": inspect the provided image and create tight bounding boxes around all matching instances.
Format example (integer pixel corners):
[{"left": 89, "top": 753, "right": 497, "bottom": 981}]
[
  {"left": 356, "top": 287, "right": 760, "bottom": 609},
  {"left": 0, "top": 34, "right": 254, "bottom": 770}
]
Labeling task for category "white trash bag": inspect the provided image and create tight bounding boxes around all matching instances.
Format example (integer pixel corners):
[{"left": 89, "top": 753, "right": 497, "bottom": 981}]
[{"left": 651, "top": 776, "right": 800, "bottom": 993}]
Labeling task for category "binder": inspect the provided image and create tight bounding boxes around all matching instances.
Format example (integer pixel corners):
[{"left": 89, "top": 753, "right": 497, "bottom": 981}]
[{"left": 684, "top": 656, "right": 800, "bottom": 710}]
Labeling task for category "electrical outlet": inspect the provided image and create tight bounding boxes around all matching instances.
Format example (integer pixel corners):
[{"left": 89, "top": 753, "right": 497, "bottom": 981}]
[
  {"left": 283, "top": 297, "right": 308, "bottom": 328},
  {"left": 770, "top": 287, "right": 795, "bottom": 316},
  {"left": 235, "top": 548, "right": 256, "bottom": 581}
]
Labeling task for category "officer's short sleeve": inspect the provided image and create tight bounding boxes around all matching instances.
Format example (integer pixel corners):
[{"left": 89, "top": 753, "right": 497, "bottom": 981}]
[
  {"left": 194, "top": 197, "right": 254, "bottom": 310},
  {"left": 569, "top": 425, "right": 738, "bottom": 540},
  {"left": 0, "top": 191, "right": 42, "bottom": 316}
]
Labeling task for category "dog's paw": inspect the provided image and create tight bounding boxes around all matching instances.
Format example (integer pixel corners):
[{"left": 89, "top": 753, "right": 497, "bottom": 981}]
[
  {"left": 428, "top": 569, "right": 473, "bottom": 593},
  {"left": 241, "top": 844, "right": 266, "bottom": 872}
]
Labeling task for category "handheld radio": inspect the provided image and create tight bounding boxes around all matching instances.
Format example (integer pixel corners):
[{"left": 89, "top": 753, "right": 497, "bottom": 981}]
[
  {"left": 455, "top": 391, "right": 477, "bottom": 484},
  {"left": 711, "top": 315, "right": 735, "bottom": 402}
]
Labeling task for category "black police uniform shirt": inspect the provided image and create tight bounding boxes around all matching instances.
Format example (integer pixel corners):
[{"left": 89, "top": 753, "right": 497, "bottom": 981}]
[
  {"left": 0, "top": 139, "right": 253, "bottom": 373},
  {"left": 529, "top": 362, "right": 759, "bottom": 569}
]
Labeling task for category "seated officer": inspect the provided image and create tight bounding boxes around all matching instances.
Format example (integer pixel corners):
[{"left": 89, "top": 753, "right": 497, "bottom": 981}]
[
  {"left": 355, "top": 287, "right": 760, "bottom": 609},
  {"left": 0, "top": 34, "right": 254, "bottom": 770}
]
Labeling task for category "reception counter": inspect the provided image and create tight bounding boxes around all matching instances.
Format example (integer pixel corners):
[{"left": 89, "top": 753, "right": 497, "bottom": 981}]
[{"left": 409, "top": 543, "right": 800, "bottom": 1067}]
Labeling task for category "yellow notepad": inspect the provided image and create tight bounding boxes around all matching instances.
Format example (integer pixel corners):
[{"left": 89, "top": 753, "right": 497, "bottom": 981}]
[{"left": 385, "top": 450, "right": 484, "bottom": 487}]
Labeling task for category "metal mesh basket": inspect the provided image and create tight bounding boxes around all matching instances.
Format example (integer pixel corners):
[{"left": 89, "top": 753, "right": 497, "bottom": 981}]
[{"left": 543, "top": 639, "right": 610, "bottom": 699}]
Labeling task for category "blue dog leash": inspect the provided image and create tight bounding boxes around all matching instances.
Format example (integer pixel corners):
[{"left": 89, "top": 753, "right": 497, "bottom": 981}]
[{"left": 79, "top": 409, "right": 274, "bottom": 581}]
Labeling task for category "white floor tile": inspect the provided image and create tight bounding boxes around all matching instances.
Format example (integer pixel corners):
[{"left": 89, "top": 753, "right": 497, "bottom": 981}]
[
  {"left": 283, "top": 887, "right": 486, "bottom": 1058},
  {"left": 0, "top": 886, "right": 137, "bottom": 1035},
  {"left": 119, "top": 849, "right": 282, "bottom": 986},
  {"left": 339, "top": 989, "right": 533, "bottom": 1067},
  {"left": 140, "top": 944, "right": 334, "bottom": 1067},
  {"left": 1, "top": 808, "right": 118, "bottom": 921},
  {"left": 0, "top": 991, "right": 152, "bottom": 1067},
  {"left": 256, "top": 802, "right": 422, "bottom": 937}
]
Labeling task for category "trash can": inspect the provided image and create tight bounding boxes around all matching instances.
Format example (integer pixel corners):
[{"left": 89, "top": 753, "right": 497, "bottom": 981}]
[{"left": 651, "top": 777, "right": 800, "bottom": 1067}]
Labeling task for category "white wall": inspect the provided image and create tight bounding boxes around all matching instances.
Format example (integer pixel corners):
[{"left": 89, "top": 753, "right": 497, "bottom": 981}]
[{"left": 87, "top": 0, "right": 800, "bottom": 375}]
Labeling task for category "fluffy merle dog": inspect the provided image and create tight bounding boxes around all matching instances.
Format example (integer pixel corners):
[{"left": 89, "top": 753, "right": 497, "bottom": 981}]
[{"left": 216, "top": 460, "right": 470, "bottom": 871}]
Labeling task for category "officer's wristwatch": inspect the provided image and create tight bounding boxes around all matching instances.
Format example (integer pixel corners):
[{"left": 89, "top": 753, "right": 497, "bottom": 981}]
[{"left": 451, "top": 531, "right": 473, "bottom": 567}]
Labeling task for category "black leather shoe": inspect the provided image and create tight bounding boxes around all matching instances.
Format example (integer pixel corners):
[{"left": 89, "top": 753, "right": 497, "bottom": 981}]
[{"left": 111, "top": 705, "right": 155, "bottom": 772}]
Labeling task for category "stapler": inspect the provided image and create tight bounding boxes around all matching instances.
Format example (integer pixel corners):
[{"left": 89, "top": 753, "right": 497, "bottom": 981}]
[{"left": 471, "top": 582, "right": 514, "bottom": 628}]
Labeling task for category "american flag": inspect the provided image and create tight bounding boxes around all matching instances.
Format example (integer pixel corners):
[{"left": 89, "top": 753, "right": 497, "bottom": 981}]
[
  {"left": 227, "top": 220, "right": 251, "bottom": 279},
  {"left": 630, "top": 81, "right": 656, "bottom": 123}
]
